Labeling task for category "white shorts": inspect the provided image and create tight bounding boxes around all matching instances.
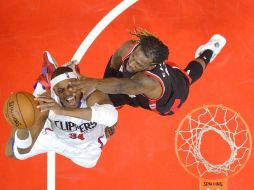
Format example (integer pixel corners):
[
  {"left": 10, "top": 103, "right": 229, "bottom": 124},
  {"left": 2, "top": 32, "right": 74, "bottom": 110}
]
[{"left": 13, "top": 120, "right": 107, "bottom": 168}]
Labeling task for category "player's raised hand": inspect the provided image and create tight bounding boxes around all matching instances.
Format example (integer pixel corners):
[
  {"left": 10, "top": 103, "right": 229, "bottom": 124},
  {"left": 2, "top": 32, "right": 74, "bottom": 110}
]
[
  {"left": 35, "top": 95, "right": 62, "bottom": 114},
  {"left": 68, "top": 77, "right": 97, "bottom": 98}
]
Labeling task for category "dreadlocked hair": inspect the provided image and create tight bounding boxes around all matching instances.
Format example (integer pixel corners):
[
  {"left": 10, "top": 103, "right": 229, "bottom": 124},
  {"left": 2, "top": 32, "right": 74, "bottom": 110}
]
[
  {"left": 130, "top": 27, "right": 169, "bottom": 64},
  {"left": 51, "top": 67, "right": 73, "bottom": 80}
]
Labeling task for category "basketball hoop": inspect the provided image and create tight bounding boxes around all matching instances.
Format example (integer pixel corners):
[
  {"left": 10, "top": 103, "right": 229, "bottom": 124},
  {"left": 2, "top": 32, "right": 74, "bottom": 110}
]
[{"left": 175, "top": 105, "right": 252, "bottom": 190}]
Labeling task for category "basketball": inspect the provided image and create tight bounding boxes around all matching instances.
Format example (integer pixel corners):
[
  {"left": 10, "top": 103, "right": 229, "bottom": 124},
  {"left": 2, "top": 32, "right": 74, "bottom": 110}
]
[{"left": 3, "top": 92, "right": 39, "bottom": 129}]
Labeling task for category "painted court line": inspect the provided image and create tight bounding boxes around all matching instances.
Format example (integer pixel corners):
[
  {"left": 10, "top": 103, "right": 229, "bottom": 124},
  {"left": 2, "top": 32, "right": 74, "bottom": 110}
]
[
  {"left": 71, "top": 0, "right": 139, "bottom": 63},
  {"left": 47, "top": 151, "right": 55, "bottom": 190}
]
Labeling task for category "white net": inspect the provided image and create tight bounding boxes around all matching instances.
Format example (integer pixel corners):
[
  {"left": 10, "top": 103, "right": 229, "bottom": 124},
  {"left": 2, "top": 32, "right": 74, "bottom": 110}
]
[{"left": 175, "top": 105, "right": 252, "bottom": 178}]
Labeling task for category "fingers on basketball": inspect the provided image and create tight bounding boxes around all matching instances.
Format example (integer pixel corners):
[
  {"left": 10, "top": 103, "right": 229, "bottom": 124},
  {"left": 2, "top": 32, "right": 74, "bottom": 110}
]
[{"left": 3, "top": 92, "right": 39, "bottom": 129}]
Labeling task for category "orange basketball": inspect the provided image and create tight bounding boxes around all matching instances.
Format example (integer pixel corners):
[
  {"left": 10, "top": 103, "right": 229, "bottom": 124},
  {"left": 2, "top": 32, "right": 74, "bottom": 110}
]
[{"left": 3, "top": 92, "right": 39, "bottom": 129}]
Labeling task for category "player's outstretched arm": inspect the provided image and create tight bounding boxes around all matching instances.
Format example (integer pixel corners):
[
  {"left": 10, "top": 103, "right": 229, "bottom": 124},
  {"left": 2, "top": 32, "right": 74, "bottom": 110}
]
[
  {"left": 69, "top": 72, "right": 162, "bottom": 100},
  {"left": 5, "top": 108, "right": 48, "bottom": 159}
]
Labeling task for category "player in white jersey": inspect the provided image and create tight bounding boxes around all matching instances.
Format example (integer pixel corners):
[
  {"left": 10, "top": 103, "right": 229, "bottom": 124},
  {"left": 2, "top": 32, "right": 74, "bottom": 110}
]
[{"left": 5, "top": 52, "right": 118, "bottom": 168}]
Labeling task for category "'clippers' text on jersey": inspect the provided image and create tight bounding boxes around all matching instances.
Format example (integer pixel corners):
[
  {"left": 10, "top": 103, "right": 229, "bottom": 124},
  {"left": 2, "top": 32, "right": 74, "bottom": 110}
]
[{"left": 54, "top": 120, "right": 97, "bottom": 133}]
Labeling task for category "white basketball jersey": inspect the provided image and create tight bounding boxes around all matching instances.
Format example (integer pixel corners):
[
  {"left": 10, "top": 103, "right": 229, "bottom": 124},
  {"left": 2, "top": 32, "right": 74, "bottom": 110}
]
[
  {"left": 47, "top": 93, "right": 106, "bottom": 146},
  {"left": 15, "top": 81, "right": 107, "bottom": 167}
]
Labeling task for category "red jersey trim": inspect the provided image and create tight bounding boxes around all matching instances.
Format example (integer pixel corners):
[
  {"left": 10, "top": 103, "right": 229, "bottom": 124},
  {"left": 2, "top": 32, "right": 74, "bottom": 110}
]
[
  {"left": 144, "top": 71, "right": 165, "bottom": 101},
  {"left": 98, "top": 134, "right": 105, "bottom": 150}
]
